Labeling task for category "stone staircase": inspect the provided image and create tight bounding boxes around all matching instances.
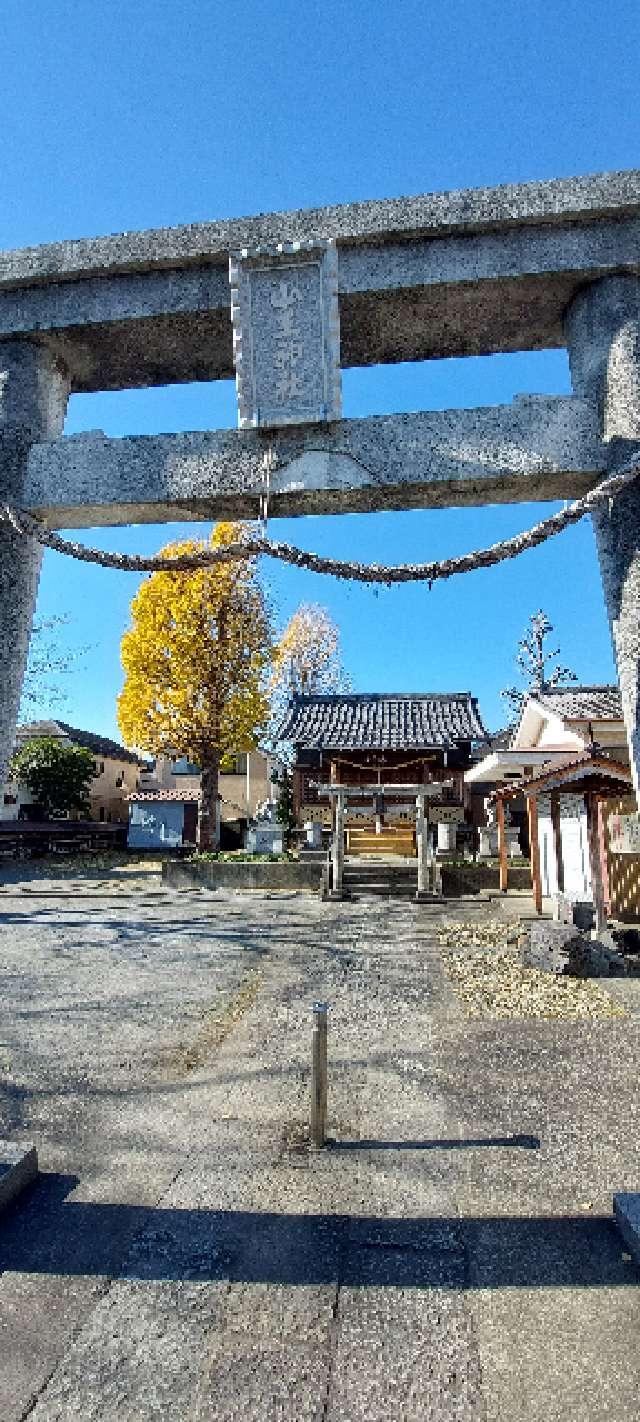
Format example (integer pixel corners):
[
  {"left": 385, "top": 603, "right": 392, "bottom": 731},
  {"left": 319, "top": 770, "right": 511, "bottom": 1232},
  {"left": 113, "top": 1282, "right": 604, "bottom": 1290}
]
[{"left": 342, "top": 857, "right": 433, "bottom": 900}]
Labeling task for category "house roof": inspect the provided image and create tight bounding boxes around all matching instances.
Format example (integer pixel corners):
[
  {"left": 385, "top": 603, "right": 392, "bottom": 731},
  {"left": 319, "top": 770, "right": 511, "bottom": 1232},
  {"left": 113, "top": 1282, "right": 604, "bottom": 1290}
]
[
  {"left": 465, "top": 747, "right": 572, "bottom": 786},
  {"left": 278, "top": 693, "right": 487, "bottom": 751},
  {"left": 532, "top": 685, "right": 622, "bottom": 721},
  {"left": 17, "top": 719, "right": 143, "bottom": 765}
]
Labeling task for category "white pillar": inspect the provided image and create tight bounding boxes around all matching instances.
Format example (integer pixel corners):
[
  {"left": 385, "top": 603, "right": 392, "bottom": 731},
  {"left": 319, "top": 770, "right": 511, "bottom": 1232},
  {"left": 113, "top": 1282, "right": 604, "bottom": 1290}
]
[
  {"left": 437, "top": 821, "right": 457, "bottom": 854},
  {"left": 416, "top": 791, "right": 430, "bottom": 898},
  {"left": 331, "top": 790, "right": 345, "bottom": 897}
]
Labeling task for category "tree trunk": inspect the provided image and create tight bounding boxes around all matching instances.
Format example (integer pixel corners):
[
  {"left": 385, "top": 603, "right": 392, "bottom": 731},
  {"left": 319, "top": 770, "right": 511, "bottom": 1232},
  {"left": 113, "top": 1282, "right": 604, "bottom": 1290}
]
[{"left": 197, "top": 748, "right": 220, "bottom": 852}]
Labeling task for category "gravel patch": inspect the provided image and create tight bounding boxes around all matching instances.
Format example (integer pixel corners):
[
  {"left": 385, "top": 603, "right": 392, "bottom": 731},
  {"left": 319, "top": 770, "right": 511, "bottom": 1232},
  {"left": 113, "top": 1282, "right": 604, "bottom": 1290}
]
[{"left": 437, "top": 919, "right": 626, "bottom": 1020}]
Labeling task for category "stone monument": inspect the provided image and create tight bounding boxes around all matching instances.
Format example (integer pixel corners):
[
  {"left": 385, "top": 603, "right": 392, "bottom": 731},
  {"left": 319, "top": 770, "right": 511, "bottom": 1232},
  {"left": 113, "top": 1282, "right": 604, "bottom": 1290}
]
[
  {"left": 244, "top": 799, "right": 284, "bottom": 855},
  {"left": 478, "top": 798, "right": 522, "bottom": 858}
]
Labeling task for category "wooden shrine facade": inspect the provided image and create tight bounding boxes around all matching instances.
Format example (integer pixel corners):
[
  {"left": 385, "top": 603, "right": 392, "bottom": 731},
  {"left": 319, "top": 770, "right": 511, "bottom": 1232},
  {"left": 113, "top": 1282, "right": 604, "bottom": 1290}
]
[{"left": 279, "top": 692, "right": 487, "bottom": 839}]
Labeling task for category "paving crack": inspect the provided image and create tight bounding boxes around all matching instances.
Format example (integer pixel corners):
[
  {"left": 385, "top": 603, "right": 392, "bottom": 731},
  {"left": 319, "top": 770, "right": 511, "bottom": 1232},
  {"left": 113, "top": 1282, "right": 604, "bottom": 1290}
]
[{"left": 317, "top": 1282, "right": 341, "bottom": 1422}]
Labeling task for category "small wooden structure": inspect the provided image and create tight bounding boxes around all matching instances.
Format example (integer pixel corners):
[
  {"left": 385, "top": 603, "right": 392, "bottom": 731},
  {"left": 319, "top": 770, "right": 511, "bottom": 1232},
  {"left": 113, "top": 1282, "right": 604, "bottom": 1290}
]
[{"left": 493, "top": 751, "right": 633, "bottom": 928}]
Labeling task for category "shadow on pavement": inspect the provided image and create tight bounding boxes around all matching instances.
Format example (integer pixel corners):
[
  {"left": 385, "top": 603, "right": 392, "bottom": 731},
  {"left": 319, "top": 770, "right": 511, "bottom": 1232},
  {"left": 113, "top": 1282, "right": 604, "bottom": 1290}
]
[
  {"left": 0, "top": 1171, "right": 633, "bottom": 1289},
  {"left": 331, "top": 1133, "right": 541, "bottom": 1151}
]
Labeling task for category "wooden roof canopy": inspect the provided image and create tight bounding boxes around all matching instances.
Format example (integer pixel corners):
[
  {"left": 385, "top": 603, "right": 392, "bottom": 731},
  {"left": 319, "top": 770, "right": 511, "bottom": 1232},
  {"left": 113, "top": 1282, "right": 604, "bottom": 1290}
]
[
  {"left": 490, "top": 749, "right": 632, "bottom": 800},
  {"left": 520, "top": 750, "right": 630, "bottom": 798}
]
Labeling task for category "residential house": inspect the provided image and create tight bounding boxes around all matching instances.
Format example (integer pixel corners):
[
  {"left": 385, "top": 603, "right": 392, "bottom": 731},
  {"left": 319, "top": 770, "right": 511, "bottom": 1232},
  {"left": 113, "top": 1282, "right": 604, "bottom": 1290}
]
[{"left": 2, "top": 720, "right": 142, "bottom": 824}]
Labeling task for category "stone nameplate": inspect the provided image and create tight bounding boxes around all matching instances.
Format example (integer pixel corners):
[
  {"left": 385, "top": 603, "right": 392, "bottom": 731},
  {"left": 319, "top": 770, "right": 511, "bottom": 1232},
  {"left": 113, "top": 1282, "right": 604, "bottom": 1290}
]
[
  {"left": 229, "top": 240, "right": 341, "bottom": 429},
  {"left": 608, "top": 811, "right": 640, "bottom": 855}
]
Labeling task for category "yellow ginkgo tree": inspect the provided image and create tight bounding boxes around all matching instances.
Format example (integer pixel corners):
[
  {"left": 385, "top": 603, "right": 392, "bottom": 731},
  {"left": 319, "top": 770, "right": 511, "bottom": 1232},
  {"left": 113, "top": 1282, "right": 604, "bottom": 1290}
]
[{"left": 117, "top": 524, "right": 272, "bottom": 851}]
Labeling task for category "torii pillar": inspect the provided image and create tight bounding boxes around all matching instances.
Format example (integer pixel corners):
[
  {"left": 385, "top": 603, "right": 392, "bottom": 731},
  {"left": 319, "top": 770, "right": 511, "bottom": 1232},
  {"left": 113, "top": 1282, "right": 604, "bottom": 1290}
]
[
  {"left": 565, "top": 276, "right": 640, "bottom": 808},
  {"left": 0, "top": 342, "right": 70, "bottom": 779}
]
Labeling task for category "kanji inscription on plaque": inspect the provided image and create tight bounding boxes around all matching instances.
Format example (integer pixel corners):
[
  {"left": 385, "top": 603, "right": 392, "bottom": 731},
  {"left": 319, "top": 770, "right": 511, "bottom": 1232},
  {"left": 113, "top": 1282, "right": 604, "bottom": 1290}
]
[{"left": 229, "top": 239, "right": 341, "bottom": 429}]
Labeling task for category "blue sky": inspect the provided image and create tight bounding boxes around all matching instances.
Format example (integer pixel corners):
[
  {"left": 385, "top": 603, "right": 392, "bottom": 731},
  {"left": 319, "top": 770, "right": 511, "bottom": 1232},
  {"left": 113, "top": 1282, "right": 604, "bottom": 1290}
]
[{"left": 4, "top": 0, "right": 640, "bottom": 737}]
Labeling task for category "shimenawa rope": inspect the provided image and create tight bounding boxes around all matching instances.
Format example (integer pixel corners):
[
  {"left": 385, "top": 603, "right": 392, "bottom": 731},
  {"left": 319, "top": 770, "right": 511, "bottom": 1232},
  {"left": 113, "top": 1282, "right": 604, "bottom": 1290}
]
[{"left": 1, "top": 456, "right": 638, "bottom": 586}]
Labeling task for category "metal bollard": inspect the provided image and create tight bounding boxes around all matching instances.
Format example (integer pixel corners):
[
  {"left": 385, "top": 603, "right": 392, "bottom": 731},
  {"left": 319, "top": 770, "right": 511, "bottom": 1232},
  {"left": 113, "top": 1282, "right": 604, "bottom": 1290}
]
[{"left": 310, "top": 1002, "right": 328, "bottom": 1150}]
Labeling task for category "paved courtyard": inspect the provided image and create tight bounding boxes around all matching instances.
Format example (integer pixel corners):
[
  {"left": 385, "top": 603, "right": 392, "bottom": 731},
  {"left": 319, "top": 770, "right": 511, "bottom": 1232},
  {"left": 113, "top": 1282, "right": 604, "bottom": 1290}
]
[{"left": 0, "top": 880, "right": 639, "bottom": 1420}]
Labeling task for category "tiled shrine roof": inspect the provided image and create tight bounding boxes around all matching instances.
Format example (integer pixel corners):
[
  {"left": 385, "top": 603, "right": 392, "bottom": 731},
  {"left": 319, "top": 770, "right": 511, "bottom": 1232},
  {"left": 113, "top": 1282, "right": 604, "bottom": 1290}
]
[
  {"left": 534, "top": 685, "right": 622, "bottom": 721},
  {"left": 279, "top": 693, "right": 487, "bottom": 751}
]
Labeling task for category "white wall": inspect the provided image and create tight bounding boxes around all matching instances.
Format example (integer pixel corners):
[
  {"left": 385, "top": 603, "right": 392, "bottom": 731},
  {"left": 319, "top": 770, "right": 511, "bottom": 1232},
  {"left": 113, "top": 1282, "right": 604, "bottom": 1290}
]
[
  {"left": 0, "top": 781, "right": 35, "bottom": 821},
  {"left": 535, "top": 721, "right": 583, "bottom": 750},
  {"left": 538, "top": 791, "right": 591, "bottom": 899}
]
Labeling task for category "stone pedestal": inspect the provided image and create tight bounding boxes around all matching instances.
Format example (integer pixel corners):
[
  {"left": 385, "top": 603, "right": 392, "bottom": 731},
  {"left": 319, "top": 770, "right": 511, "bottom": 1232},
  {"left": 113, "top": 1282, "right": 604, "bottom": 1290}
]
[
  {"left": 304, "top": 820, "right": 323, "bottom": 849},
  {"left": 565, "top": 277, "right": 640, "bottom": 805},
  {"left": 436, "top": 821, "right": 457, "bottom": 855},
  {"left": 245, "top": 824, "right": 284, "bottom": 855},
  {"left": 478, "top": 827, "right": 498, "bottom": 858},
  {"left": 0, "top": 342, "right": 69, "bottom": 780},
  {"left": 506, "top": 826, "right": 522, "bottom": 859}
]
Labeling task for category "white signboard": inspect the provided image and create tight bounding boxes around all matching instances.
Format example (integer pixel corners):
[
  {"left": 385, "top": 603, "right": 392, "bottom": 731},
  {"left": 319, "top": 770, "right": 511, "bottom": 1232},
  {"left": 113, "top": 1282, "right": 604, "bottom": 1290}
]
[
  {"left": 429, "top": 806, "right": 465, "bottom": 825},
  {"left": 608, "top": 811, "right": 640, "bottom": 855}
]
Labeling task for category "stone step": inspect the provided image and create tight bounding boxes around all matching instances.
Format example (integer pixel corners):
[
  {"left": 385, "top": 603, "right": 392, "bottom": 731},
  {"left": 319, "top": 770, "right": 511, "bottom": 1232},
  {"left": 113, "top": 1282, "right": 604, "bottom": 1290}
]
[
  {"left": 0, "top": 1142, "right": 38, "bottom": 1213},
  {"left": 344, "top": 874, "right": 417, "bottom": 885},
  {"left": 343, "top": 870, "right": 421, "bottom": 898},
  {"left": 344, "top": 865, "right": 418, "bottom": 878}
]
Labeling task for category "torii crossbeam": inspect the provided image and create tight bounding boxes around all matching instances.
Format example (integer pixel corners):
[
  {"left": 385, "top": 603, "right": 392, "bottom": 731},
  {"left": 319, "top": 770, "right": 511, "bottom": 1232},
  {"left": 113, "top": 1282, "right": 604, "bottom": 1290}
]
[{"left": 2, "top": 168, "right": 640, "bottom": 799}]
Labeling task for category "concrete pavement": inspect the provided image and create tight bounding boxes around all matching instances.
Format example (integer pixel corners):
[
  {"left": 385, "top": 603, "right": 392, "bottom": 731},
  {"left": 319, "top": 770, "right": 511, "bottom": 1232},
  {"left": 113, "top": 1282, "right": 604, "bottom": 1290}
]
[{"left": 0, "top": 892, "right": 638, "bottom": 1419}]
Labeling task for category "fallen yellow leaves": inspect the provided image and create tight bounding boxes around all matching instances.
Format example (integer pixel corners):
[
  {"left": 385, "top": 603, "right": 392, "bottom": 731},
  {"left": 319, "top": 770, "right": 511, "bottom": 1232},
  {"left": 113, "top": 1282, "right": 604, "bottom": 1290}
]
[{"left": 437, "top": 919, "right": 625, "bottom": 1020}]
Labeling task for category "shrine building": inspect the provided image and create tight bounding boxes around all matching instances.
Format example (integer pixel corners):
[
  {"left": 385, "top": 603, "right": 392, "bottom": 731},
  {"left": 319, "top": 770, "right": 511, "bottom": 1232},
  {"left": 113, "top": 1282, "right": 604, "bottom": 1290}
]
[{"left": 279, "top": 692, "right": 487, "bottom": 855}]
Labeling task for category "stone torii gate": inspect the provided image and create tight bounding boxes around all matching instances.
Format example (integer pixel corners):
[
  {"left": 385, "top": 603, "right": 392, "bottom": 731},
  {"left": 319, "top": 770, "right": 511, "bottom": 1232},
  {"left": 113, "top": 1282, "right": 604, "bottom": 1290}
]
[
  {"left": 2, "top": 169, "right": 640, "bottom": 794},
  {"left": 313, "top": 781, "right": 451, "bottom": 899}
]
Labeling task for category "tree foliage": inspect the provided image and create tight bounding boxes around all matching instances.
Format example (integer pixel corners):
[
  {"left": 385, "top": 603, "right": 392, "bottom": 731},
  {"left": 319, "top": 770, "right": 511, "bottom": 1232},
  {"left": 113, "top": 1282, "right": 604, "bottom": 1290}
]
[
  {"left": 269, "top": 603, "right": 348, "bottom": 700},
  {"left": 20, "top": 615, "right": 87, "bottom": 715},
  {"left": 117, "top": 523, "right": 272, "bottom": 849},
  {"left": 11, "top": 737, "right": 97, "bottom": 819},
  {"left": 501, "top": 610, "right": 577, "bottom": 722},
  {"left": 266, "top": 604, "right": 349, "bottom": 766}
]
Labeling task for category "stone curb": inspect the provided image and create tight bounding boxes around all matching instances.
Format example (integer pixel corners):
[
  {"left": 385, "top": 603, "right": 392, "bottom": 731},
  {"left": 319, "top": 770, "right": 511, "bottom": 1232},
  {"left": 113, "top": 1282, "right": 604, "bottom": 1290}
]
[{"left": 0, "top": 1142, "right": 38, "bottom": 1213}]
